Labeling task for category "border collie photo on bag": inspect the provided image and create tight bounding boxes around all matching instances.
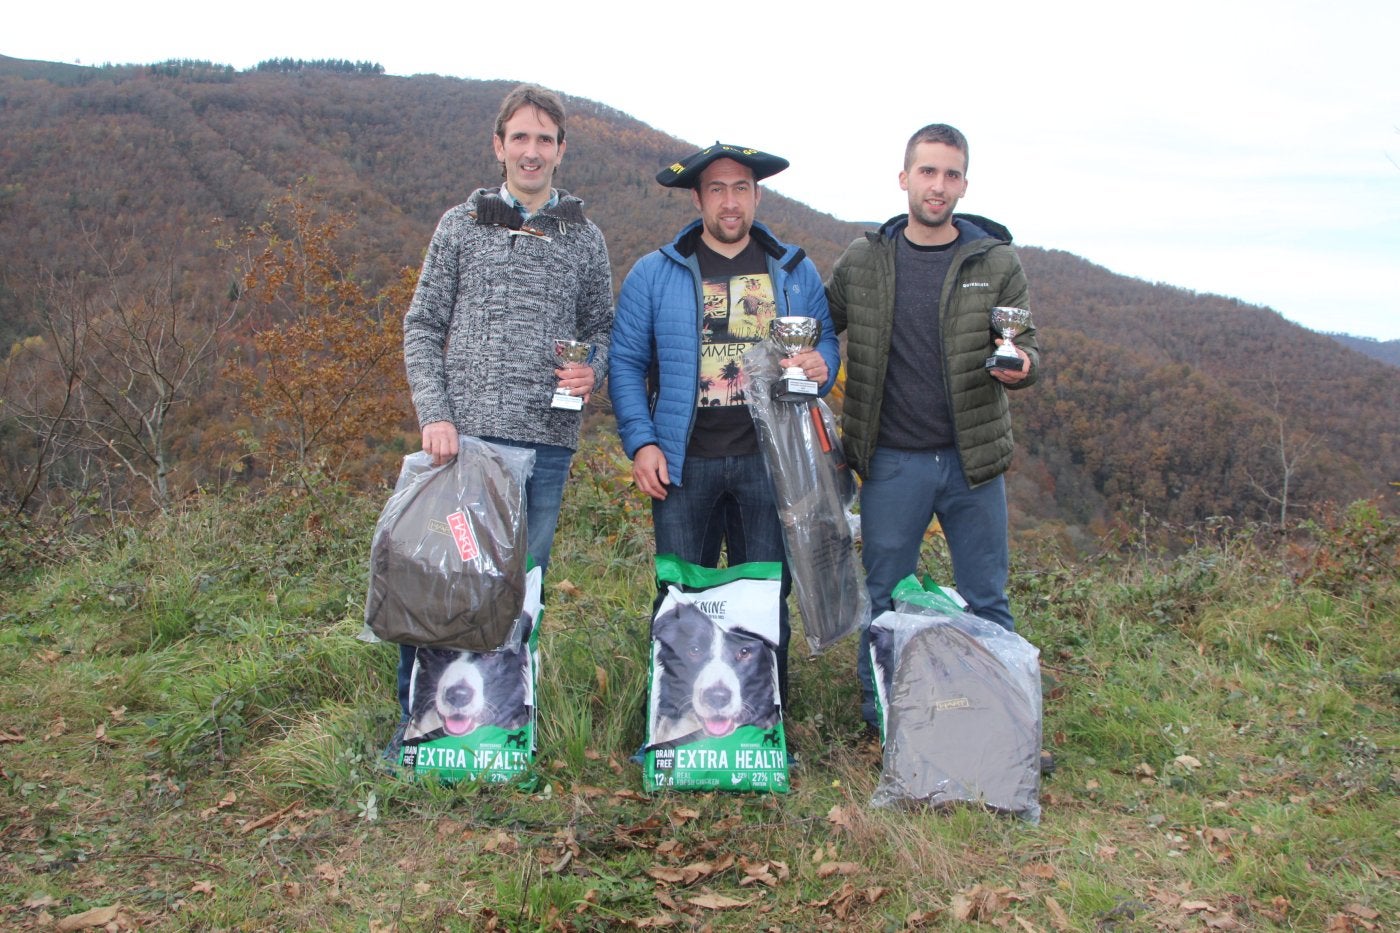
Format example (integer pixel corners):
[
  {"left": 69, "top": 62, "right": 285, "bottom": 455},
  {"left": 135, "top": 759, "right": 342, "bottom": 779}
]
[
  {"left": 399, "top": 567, "right": 542, "bottom": 783},
  {"left": 643, "top": 557, "right": 788, "bottom": 793}
]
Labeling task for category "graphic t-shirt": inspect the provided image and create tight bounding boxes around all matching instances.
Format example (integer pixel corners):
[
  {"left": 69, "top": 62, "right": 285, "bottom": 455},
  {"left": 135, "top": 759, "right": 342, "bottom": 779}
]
[{"left": 688, "top": 239, "right": 774, "bottom": 458}]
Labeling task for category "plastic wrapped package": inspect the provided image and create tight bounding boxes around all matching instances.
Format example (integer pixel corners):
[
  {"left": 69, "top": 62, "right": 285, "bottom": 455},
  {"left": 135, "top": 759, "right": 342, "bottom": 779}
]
[
  {"left": 361, "top": 437, "right": 535, "bottom": 652},
  {"left": 868, "top": 577, "right": 1042, "bottom": 822},
  {"left": 742, "top": 341, "right": 868, "bottom": 655}
]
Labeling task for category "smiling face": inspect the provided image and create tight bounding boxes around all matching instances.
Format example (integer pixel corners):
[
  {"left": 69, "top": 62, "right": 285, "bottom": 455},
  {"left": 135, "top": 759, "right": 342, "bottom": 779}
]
[
  {"left": 900, "top": 141, "right": 969, "bottom": 245},
  {"left": 492, "top": 104, "right": 566, "bottom": 212},
  {"left": 691, "top": 157, "right": 761, "bottom": 256}
]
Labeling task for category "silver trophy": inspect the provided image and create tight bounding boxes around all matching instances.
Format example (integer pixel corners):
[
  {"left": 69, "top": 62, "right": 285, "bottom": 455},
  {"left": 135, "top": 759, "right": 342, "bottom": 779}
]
[
  {"left": 985, "top": 306, "right": 1032, "bottom": 371},
  {"left": 550, "top": 339, "right": 593, "bottom": 411},
  {"left": 769, "top": 316, "right": 820, "bottom": 401}
]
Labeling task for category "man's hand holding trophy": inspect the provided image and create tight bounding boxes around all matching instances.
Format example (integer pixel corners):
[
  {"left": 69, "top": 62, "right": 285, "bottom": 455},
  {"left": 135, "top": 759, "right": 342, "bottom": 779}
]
[
  {"left": 985, "top": 306, "right": 1032, "bottom": 378},
  {"left": 769, "top": 316, "right": 820, "bottom": 402},
  {"left": 550, "top": 338, "right": 594, "bottom": 411}
]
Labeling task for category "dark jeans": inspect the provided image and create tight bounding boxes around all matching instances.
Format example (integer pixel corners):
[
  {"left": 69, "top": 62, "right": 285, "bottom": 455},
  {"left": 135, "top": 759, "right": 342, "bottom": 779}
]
[
  {"left": 396, "top": 438, "right": 574, "bottom": 718},
  {"left": 652, "top": 451, "right": 793, "bottom": 709},
  {"left": 856, "top": 446, "right": 1011, "bottom": 727}
]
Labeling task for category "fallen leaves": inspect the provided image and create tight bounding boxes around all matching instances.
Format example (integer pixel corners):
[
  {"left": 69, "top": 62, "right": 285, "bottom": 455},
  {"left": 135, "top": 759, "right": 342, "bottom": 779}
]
[
  {"left": 952, "top": 885, "right": 1020, "bottom": 923},
  {"left": 686, "top": 892, "right": 755, "bottom": 910},
  {"left": 738, "top": 857, "right": 789, "bottom": 887},
  {"left": 239, "top": 800, "right": 300, "bottom": 835},
  {"left": 668, "top": 806, "right": 700, "bottom": 827},
  {"left": 313, "top": 862, "right": 346, "bottom": 895},
  {"left": 809, "top": 882, "right": 887, "bottom": 921},
  {"left": 56, "top": 905, "right": 119, "bottom": 931},
  {"left": 646, "top": 854, "right": 735, "bottom": 886},
  {"left": 815, "top": 861, "right": 861, "bottom": 878},
  {"left": 198, "top": 790, "right": 238, "bottom": 820},
  {"left": 826, "top": 804, "right": 855, "bottom": 832},
  {"left": 1044, "top": 895, "right": 1072, "bottom": 930}
]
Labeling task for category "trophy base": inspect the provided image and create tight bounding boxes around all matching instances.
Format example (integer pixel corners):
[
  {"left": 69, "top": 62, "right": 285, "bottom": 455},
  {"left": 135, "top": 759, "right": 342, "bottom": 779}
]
[
  {"left": 772, "top": 377, "right": 818, "bottom": 402},
  {"left": 550, "top": 392, "right": 584, "bottom": 411},
  {"left": 984, "top": 353, "right": 1023, "bottom": 372}
]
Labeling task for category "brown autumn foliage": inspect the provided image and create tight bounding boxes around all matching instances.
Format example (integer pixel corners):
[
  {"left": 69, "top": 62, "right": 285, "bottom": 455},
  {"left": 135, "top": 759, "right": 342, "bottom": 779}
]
[
  {"left": 0, "top": 56, "right": 1395, "bottom": 540},
  {"left": 225, "top": 189, "right": 417, "bottom": 485}
]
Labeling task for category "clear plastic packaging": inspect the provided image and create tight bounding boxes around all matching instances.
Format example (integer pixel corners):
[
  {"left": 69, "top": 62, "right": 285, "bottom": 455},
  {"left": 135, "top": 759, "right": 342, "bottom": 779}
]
[
  {"left": 361, "top": 437, "right": 535, "bottom": 652},
  {"left": 742, "top": 341, "right": 868, "bottom": 655},
  {"left": 868, "top": 577, "right": 1043, "bottom": 823}
]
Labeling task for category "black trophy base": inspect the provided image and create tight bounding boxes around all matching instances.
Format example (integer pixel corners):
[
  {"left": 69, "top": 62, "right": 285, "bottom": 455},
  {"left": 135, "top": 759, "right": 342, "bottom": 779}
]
[
  {"left": 772, "top": 377, "right": 818, "bottom": 402},
  {"left": 985, "top": 352, "right": 1023, "bottom": 372}
]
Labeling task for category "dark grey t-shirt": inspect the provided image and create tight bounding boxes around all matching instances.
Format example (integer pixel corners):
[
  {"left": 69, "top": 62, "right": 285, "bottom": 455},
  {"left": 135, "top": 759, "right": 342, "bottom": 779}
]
[{"left": 877, "top": 233, "right": 960, "bottom": 450}]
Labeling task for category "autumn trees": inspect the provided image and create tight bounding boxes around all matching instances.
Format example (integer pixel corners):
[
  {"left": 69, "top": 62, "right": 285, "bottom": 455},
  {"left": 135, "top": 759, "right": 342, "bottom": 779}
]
[
  {"left": 0, "top": 188, "right": 417, "bottom": 549},
  {"left": 225, "top": 188, "right": 417, "bottom": 486},
  {"left": 1, "top": 231, "right": 237, "bottom": 524}
]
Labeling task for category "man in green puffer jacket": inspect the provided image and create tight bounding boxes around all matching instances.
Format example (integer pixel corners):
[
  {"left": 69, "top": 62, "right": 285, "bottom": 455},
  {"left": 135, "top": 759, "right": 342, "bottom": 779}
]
[{"left": 825, "top": 123, "right": 1041, "bottom": 730}]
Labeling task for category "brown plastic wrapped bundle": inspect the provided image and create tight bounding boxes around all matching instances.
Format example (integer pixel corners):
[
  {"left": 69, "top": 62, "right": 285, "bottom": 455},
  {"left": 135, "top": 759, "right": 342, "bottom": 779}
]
[{"left": 362, "top": 437, "right": 534, "bottom": 652}]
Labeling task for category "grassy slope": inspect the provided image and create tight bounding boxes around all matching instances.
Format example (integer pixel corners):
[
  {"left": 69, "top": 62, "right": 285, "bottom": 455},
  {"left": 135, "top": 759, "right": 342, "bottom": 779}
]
[{"left": 1, "top": 436, "right": 1396, "bottom": 931}]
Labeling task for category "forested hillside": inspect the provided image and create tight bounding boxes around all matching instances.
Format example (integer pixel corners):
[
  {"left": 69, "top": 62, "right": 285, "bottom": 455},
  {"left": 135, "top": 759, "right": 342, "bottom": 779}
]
[
  {"left": 1, "top": 55, "right": 1395, "bottom": 549},
  {"left": 1328, "top": 333, "right": 1400, "bottom": 367}
]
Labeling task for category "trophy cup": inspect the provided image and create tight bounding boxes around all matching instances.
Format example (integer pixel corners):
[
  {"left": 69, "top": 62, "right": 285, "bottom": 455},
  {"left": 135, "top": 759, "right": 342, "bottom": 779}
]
[
  {"left": 770, "top": 316, "right": 820, "bottom": 401},
  {"left": 550, "top": 339, "right": 593, "bottom": 411},
  {"left": 985, "top": 307, "right": 1032, "bottom": 371}
]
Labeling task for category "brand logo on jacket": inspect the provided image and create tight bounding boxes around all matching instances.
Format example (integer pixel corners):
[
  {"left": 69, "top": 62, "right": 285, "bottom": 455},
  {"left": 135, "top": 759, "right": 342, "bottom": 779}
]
[{"left": 961, "top": 282, "right": 991, "bottom": 288}]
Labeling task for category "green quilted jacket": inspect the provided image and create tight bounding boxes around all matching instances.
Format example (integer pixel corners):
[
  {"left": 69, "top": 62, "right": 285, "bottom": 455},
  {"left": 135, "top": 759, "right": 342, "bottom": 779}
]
[{"left": 826, "top": 213, "right": 1039, "bottom": 486}]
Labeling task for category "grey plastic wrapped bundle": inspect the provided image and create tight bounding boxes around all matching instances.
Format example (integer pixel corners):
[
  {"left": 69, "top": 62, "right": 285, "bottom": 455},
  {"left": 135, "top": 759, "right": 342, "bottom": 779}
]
[
  {"left": 742, "top": 341, "right": 868, "bottom": 655},
  {"left": 361, "top": 437, "right": 535, "bottom": 652},
  {"left": 868, "top": 577, "right": 1042, "bottom": 822}
]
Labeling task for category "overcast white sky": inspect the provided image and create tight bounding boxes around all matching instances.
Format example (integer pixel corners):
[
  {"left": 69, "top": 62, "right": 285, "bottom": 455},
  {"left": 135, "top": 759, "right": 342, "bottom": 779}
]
[{"left": 8, "top": 0, "right": 1399, "bottom": 338}]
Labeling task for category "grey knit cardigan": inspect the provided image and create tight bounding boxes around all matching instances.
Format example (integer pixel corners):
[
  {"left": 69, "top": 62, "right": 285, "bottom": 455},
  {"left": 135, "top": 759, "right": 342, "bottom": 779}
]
[{"left": 403, "top": 187, "right": 614, "bottom": 450}]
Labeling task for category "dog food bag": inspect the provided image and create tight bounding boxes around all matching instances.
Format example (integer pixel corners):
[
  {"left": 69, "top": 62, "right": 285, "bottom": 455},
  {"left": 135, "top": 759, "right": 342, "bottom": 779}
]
[
  {"left": 643, "top": 556, "right": 789, "bottom": 794},
  {"left": 868, "top": 576, "right": 1042, "bottom": 822},
  {"left": 741, "top": 341, "right": 868, "bottom": 655},
  {"left": 397, "top": 566, "right": 542, "bottom": 782},
  {"left": 362, "top": 437, "right": 534, "bottom": 652}
]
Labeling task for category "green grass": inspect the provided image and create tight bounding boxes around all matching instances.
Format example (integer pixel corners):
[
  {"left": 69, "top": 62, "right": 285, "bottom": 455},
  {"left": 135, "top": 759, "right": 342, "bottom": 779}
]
[{"left": 1, "top": 435, "right": 1396, "bottom": 930}]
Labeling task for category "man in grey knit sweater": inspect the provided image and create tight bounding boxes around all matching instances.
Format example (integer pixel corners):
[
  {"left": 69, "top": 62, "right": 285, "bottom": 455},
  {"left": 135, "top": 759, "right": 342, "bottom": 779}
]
[{"left": 393, "top": 84, "right": 614, "bottom": 727}]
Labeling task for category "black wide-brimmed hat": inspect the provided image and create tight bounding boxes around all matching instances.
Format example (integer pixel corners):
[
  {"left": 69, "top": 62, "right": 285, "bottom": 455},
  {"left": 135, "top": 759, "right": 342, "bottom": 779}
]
[{"left": 656, "top": 142, "right": 789, "bottom": 189}]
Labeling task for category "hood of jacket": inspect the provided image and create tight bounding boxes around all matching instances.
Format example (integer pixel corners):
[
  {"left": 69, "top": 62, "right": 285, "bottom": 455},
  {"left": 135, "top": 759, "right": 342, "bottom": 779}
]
[
  {"left": 660, "top": 218, "right": 811, "bottom": 276},
  {"left": 872, "top": 212, "right": 1013, "bottom": 247}
]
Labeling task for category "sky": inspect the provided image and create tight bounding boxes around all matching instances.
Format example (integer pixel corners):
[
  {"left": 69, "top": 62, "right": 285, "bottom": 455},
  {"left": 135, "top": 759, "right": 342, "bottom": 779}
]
[{"left": 8, "top": 0, "right": 1400, "bottom": 339}]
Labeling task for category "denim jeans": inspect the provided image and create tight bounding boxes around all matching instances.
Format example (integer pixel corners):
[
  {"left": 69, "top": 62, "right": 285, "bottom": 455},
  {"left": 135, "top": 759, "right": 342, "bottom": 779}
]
[
  {"left": 856, "top": 445, "right": 1012, "bottom": 727},
  {"left": 652, "top": 452, "right": 793, "bottom": 709},
  {"left": 397, "top": 438, "right": 574, "bottom": 718}
]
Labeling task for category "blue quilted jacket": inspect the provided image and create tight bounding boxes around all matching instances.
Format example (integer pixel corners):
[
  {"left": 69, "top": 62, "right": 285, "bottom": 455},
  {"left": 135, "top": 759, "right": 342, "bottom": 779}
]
[{"left": 610, "top": 220, "right": 840, "bottom": 486}]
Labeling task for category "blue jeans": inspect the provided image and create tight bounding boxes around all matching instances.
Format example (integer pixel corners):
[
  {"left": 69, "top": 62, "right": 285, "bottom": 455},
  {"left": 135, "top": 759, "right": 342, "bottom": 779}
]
[
  {"left": 397, "top": 438, "right": 574, "bottom": 718},
  {"left": 856, "top": 446, "right": 1011, "bottom": 727},
  {"left": 652, "top": 452, "right": 793, "bottom": 709}
]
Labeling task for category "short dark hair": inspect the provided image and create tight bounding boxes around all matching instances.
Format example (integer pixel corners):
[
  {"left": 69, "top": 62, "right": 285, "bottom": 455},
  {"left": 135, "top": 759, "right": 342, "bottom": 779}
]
[
  {"left": 904, "top": 124, "right": 969, "bottom": 171},
  {"left": 495, "top": 84, "right": 567, "bottom": 144}
]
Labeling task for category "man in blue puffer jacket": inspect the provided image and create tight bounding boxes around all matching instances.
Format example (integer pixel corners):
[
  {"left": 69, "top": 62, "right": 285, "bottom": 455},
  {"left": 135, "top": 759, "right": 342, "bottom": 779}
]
[{"left": 610, "top": 143, "right": 840, "bottom": 715}]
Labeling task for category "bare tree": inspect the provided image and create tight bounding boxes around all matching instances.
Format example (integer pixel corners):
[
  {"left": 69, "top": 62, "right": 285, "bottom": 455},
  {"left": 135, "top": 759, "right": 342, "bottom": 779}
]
[
  {"left": 2, "top": 232, "right": 240, "bottom": 515},
  {"left": 1244, "top": 378, "right": 1319, "bottom": 526}
]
